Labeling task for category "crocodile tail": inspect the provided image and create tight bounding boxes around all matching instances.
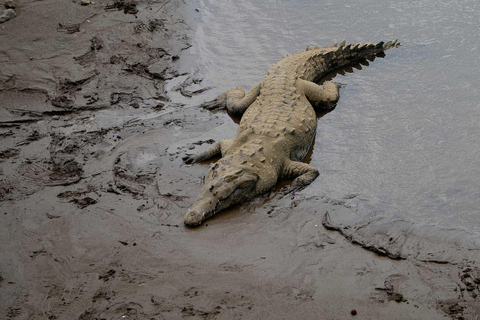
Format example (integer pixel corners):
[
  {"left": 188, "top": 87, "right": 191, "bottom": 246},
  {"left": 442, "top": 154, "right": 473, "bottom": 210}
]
[
  {"left": 334, "top": 39, "right": 399, "bottom": 63},
  {"left": 302, "top": 40, "right": 400, "bottom": 81}
]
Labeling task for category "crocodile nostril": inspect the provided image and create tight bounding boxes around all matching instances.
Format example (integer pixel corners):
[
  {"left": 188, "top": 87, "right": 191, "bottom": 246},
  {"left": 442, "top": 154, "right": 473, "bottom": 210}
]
[{"left": 189, "top": 211, "right": 196, "bottom": 217}]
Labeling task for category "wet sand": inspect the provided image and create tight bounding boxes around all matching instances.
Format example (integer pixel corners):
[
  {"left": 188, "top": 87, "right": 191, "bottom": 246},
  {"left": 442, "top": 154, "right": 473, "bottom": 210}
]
[{"left": 1, "top": 0, "right": 479, "bottom": 319}]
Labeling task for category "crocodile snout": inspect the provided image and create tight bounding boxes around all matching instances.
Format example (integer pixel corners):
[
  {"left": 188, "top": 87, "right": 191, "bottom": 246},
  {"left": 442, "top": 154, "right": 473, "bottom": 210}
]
[{"left": 184, "top": 210, "right": 205, "bottom": 227}]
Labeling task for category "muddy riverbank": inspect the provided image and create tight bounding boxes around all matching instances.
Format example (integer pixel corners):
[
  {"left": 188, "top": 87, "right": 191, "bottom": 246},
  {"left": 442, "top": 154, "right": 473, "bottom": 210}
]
[{"left": 1, "top": 0, "right": 479, "bottom": 319}]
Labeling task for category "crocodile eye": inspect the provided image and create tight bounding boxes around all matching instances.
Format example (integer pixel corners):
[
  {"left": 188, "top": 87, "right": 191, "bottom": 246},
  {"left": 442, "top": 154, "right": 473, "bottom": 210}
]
[
  {"left": 234, "top": 172, "right": 258, "bottom": 189},
  {"left": 206, "top": 166, "right": 217, "bottom": 180},
  {"left": 224, "top": 175, "right": 235, "bottom": 182}
]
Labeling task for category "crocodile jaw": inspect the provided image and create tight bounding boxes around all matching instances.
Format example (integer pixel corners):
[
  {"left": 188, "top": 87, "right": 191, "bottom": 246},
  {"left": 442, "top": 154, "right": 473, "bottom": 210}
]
[
  {"left": 184, "top": 168, "right": 259, "bottom": 227},
  {"left": 184, "top": 197, "right": 218, "bottom": 226}
]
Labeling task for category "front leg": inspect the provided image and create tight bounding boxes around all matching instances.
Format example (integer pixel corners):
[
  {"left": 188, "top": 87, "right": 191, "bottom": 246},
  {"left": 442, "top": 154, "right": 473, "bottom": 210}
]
[
  {"left": 201, "top": 83, "right": 261, "bottom": 116},
  {"left": 298, "top": 79, "right": 339, "bottom": 110},
  {"left": 183, "top": 139, "right": 234, "bottom": 164},
  {"left": 279, "top": 159, "right": 319, "bottom": 195}
]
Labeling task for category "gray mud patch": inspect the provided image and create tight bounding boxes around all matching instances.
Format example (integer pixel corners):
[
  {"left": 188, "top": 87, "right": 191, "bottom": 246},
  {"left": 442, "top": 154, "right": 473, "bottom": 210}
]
[{"left": 0, "top": 0, "right": 192, "bottom": 114}]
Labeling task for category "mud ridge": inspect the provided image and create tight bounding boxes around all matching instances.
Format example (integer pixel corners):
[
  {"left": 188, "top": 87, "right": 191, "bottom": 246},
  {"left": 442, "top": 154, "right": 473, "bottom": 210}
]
[{"left": 323, "top": 211, "right": 480, "bottom": 265}]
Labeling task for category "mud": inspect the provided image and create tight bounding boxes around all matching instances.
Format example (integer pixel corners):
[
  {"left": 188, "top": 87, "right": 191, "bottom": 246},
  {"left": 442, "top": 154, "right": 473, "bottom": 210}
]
[{"left": 1, "top": 0, "right": 480, "bottom": 319}]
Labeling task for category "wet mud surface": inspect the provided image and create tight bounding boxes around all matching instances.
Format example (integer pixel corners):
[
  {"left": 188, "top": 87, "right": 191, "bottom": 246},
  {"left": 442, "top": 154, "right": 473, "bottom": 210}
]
[{"left": 1, "top": 0, "right": 480, "bottom": 319}]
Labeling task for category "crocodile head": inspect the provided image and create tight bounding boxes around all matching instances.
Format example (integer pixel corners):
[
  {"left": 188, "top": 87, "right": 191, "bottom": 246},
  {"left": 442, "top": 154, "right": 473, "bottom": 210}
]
[{"left": 184, "top": 159, "right": 259, "bottom": 226}]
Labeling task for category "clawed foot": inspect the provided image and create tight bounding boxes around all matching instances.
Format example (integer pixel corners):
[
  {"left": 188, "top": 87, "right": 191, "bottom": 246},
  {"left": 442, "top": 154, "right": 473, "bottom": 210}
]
[
  {"left": 200, "top": 97, "right": 226, "bottom": 111},
  {"left": 278, "top": 183, "right": 305, "bottom": 199},
  {"left": 331, "top": 81, "right": 346, "bottom": 88},
  {"left": 182, "top": 154, "right": 199, "bottom": 164}
]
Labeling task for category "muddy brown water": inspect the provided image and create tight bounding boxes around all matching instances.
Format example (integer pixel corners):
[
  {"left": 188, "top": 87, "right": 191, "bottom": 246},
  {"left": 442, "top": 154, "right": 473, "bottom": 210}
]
[{"left": 181, "top": 0, "right": 480, "bottom": 234}]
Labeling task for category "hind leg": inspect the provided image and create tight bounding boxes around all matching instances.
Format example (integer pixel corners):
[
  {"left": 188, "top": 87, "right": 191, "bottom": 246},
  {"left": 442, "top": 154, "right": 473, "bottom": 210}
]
[{"left": 298, "top": 79, "right": 339, "bottom": 110}]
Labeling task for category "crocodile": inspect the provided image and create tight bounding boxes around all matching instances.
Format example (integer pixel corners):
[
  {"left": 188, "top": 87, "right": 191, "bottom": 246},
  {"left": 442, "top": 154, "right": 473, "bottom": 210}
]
[{"left": 183, "top": 40, "right": 400, "bottom": 226}]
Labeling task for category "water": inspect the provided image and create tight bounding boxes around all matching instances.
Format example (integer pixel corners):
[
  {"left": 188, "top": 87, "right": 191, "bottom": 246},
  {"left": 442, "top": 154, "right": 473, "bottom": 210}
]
[{"left": 183, "top": 0, "right": 480, "bottom": 233}]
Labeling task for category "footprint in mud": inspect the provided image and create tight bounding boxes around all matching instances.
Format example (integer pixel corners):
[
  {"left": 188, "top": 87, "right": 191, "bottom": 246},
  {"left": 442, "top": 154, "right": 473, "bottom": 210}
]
[
  {"left": 113, "top": 147, "right": 164, "bottom": 199},
  {"left": 0, "top": 148, "right": 20, "bottom": 160},
  {"left": 91, "top": 288, "right": 116, "bottom": 303},
  {"left": 7, "top": 131, "right": 96, "bottom": 200},
  {"left": 2, "top": 140, "right": 68, "bottom": 202},
  {"left": 460, "top": 267, "right": 480, "bottom": 297},
  {"left": 181, "top": 306, "right": 221, "bottom": 319},
  {"left": 0, "top": 176, "right": 39, "bottom": 201},
  {"left": 184, "top": 287, "right": 202, "bottom": 298},
  {"left": 374, "top": 274, "right": 407, "bottom": 303},
  {"left": 18, "top": 159, "right": 83, "bottom": 186},
  {"left": 70, "top": 197, "right": 98, "bottom": 209}
]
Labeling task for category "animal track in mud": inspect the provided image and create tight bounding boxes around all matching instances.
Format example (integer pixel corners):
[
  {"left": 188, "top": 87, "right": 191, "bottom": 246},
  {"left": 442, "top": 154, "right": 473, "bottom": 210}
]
[
  {"left": 8, "top": 129, "right": 114, "bottom": 200},
  {"left": 134, "top": 19, "right": 169, "bottom": 34},
  {"left": 74, "top": 50, "right": 97, "bottom": 67},
  {"left": 98, "top": 269, "right": 116, "bottom": 282},
  {"left": 70, "top": 197, "right": 98, "bottom": 209},
  {"left": 91, "top": 288, "right": 117, "bottom": 303},
  {"left": 57, "top": 22, "right": 80, "bottom": 34},
  {"left": 437, "top": 299, "right": 465, "bottom": 319},
  {"left": 292, "top": 288, "right": 314, "bottom": 301},
  {"left": 374, "top": 274, "right": 407, "bottom": 303},
  {"left": 0, "top": 175, "right": 39, "bottom": 201},
  {"left": 460, "top": 267, "right": 480, "bottom": 298},
  {"left": 6, "top": 307, "right": 22, "bottom": 318},
  {"left": 15, "top": 130, "right": 42, "bottom": 146},
  {"left": 181, "top": 306, "right": 221, "bottom": 319},
  {"left": 110, "top": 92, "right": 143, "bottom": 108},
  {"left": 29, "top": 249, "right": 51, "bottom": 259},
  {"left": 0, "top": 148, "right": 20, "bottom": 160},
  {"left": 113, "top": 147, "right": 163, "bottom": 199},
  {"left": 57, "top": 185, "right": 97, "bottom": 199},
  {"left": 18, "top": 159, "right": 83, "bottom": 186},
  {"left": 184, "top": 287, "right": 202, "bottom": 298},
  {"left": 105, "top": 0, "right": 138, "bottom": 14},
  {"left": 15, "top": 131, "right": 110, "bottom": 193}
]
